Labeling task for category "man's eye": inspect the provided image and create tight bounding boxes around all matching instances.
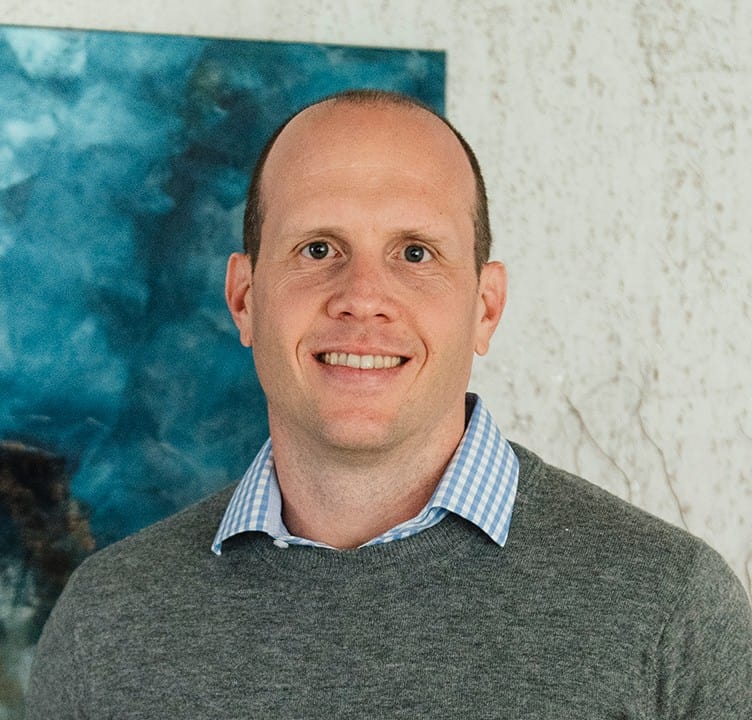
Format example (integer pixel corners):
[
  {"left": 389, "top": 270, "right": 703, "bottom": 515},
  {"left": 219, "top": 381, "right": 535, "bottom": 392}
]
[
  {"left": 403, "top": 245, "right": 432, "bottom": 263},
  {"left": 301, "top": 241, "right": 331, "bottom": 260}
]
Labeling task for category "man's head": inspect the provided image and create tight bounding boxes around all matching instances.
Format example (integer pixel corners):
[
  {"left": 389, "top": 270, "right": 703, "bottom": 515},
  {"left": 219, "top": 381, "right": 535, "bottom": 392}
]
[
  {"left": 243, "top": 90, "right": 493, "bottom": 276},
  {"left": 226, "top": 90, "right": 506, "bottom": 458}
]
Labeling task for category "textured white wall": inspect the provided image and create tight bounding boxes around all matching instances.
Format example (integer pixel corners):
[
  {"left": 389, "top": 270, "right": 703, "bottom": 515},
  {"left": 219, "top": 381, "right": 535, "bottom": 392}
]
[{"left": 2, "top": 0, "right": 750, "bottom": 594}]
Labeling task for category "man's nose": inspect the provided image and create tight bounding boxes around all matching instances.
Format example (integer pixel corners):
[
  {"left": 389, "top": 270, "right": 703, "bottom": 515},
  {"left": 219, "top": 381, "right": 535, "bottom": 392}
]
[{"left": 325, "top": 255, "right": 397, "bottom": 322}]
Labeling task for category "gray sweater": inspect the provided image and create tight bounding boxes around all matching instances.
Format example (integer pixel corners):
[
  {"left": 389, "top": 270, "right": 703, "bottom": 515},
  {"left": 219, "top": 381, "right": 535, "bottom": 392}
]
[{"left": 26, "top": 443, "right": 752, "bottom": 719}]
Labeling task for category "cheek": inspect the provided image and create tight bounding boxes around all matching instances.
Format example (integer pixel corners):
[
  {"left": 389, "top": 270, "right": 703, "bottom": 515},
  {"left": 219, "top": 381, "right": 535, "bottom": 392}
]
[
  {"left": 251, "top": 288, "right": 313, "bottom": 368},
  {"left": 418, "top": 298, "right": 479, "bottom": 358}
]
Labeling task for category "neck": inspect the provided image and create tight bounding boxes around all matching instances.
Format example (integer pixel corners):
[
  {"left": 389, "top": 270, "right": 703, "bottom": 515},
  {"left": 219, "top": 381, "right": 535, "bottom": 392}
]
[{"left": 268, "top": 409, "right": 466, "bottom": 549}]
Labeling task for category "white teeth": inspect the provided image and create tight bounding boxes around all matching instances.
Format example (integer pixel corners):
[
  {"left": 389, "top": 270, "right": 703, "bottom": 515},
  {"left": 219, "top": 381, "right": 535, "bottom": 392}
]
[{"left": 321, "top": 353, "right": 403, "bottom": 370}]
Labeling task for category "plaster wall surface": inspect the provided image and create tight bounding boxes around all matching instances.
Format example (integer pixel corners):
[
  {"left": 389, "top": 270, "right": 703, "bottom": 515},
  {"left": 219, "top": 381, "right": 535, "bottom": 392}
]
[{"left": 1, "top": 0, "right": 750, "bottom": 594}]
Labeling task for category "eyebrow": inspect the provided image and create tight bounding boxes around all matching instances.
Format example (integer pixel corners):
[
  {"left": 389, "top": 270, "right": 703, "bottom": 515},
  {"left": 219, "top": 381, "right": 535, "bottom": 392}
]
[
  {"left": 295, "top": 227, "right": 348, "bottom": 242},
  {"left": 293, "top": 226, "right": 448, "bottom": 245}
]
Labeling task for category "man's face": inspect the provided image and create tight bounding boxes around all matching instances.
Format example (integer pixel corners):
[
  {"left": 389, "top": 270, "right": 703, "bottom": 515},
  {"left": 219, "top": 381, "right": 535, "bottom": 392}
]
[{"left": 227, "top": 101, "right": 506, "bottom": 458}]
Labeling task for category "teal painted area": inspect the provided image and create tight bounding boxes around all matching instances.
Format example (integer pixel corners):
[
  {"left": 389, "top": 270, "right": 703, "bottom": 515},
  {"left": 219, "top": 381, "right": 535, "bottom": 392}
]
[
  {"left": 0, "top": 25, "right": 445, "bottom": 544},
  {"left": 0, "top": 29, "right": 443, "bottom": 710}
]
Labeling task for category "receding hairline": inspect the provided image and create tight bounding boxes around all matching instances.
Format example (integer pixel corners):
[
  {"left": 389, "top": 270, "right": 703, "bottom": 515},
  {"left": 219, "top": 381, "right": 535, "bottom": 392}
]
[
  {"left": 243, "top": 89, "right": 492, "bottom": 273},
  {"left": 265, "top": 91, "right": 471, "bottom": 176},
  {"left": 285, "top": 89, "right": 450, "bottom": 131}
]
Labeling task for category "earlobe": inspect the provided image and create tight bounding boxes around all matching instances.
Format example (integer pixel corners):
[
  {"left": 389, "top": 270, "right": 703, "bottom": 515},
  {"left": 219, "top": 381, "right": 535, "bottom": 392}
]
[
  {"left": 225, "top": 252, "right": 254, "bottom": 347},
  {"left": 474, "top": 261, "right": 507, "bottom": 356}
]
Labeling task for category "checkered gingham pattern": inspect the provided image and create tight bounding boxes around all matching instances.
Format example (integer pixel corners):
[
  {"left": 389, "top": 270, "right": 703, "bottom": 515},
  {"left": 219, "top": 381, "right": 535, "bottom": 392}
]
[{"left": 212, "top": 394, "right": 518, "bottom": 554}]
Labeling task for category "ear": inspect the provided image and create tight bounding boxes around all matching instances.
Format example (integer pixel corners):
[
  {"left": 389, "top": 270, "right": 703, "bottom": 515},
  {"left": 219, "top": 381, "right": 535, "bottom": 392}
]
[
  {"left": 474, "top": 261, "right": 507, "bottom": 356},
  {"left": 225, "top": 252, "right": 254, "bottom": 347}
]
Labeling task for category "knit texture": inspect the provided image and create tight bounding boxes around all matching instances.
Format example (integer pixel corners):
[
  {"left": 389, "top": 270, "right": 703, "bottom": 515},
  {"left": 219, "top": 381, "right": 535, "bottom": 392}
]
[{"left": 26, "top": 443, "right": 752, "bottom": 719}]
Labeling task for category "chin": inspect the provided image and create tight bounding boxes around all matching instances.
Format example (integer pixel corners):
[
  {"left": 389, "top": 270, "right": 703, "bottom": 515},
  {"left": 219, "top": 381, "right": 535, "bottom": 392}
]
[{"left": 313, "top": 415, "right": 401, "bottom": 454}]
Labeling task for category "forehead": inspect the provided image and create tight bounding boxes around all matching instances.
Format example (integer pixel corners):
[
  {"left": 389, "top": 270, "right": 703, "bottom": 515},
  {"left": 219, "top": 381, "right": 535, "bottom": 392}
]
[{"left": 260, "top": 101, "right": 476, "bottom": 212}]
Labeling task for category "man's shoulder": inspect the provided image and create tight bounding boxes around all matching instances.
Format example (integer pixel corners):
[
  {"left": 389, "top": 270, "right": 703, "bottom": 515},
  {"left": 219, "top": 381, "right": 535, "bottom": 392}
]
[
  {"left": 513, "top": 440, "right": 699, "bottom": 541},
  {"left": 62, "top": 484, "right": 236, "bottom": 599},
  {"left": 504, "top": 442, "right": 751, "bottom": 717},
  {"left": 508, "top": 441, "right": 741, "bottom": 603},
  {"left": 110, "top": 483, "right": 234, "bottom": 557}
]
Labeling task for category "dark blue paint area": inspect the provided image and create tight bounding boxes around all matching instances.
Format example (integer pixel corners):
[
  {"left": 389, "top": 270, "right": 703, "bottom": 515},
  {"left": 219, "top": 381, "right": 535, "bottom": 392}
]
[{"left": 0, "top": 25, "right": 445, "bottom": 548}]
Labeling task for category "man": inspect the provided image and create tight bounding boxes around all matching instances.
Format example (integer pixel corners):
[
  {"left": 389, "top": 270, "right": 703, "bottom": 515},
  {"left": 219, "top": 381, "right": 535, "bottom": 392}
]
[{"left": 27, "top": 90, "right": 751, "bottom": 718}]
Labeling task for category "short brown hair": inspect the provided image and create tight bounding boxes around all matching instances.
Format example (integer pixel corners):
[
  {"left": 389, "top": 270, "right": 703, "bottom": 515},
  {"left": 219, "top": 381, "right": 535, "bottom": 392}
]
[{"left": 242, "top": 89, "right": 492, "bottom": 275}]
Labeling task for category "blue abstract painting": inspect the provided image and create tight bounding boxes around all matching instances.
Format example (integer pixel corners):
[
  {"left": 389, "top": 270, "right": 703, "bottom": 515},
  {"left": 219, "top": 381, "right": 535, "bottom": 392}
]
[{"left": 0, "top": 23, "right": 444, "bottom": 713}]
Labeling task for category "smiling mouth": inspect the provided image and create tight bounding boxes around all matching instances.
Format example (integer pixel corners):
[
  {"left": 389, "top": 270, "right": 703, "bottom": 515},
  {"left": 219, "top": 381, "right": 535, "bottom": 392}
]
[{"left": 317, "top": 352, "right": 407, "bottom": 370}]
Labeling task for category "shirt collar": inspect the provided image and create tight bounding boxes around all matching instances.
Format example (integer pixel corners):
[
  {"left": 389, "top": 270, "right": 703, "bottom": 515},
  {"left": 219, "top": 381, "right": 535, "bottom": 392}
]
[{"left": 212, "top": 394, "right": 518, "bottom": 554}]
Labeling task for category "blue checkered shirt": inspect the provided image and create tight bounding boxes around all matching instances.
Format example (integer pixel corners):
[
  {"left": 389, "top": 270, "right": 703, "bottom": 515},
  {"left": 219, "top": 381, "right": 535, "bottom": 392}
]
[{"left": 212, "top": 394, "right": 519, "bottom": 553}]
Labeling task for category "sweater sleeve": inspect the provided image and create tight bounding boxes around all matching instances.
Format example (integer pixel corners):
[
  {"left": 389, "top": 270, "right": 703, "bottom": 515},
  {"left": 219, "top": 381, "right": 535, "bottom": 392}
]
[
  {"left": 25, "top": 574, "right": 88, "bottom": 720},
  {"left": 655, "top": 542, "right": 752, "bottom": 719}
]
